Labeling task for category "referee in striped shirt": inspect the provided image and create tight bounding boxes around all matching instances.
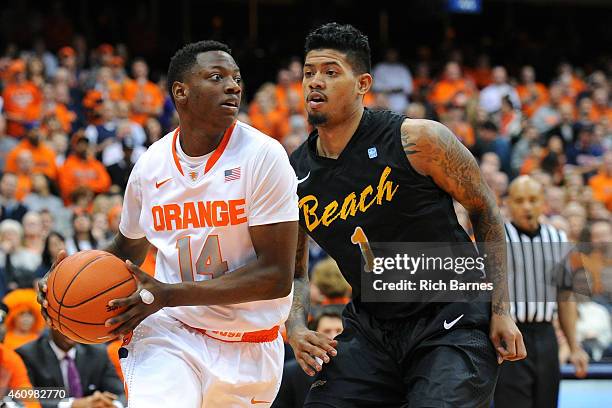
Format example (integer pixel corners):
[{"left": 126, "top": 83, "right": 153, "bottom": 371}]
[{"left": 494, "top": 176, "right": 589, "bottom": 408}]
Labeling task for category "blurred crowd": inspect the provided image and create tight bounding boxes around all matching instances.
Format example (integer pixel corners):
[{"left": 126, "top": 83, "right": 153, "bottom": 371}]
[{"left": 0, "top": 31, "right": 610, "bottom": 407}]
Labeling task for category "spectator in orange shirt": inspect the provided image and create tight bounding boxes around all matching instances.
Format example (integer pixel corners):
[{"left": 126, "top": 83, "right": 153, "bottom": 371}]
[
  {"left": 288, "top": 57, "right": 304, "bottom": 87},
  {"left": 59, "top": 132, "right": 111, "bottom": 203},
  {"left": 2, "top": 60, "right": 43, "bottom": 138},
  {"left": 429, "top": 61, "right": 474, "bottom": 115},
  {"left": 92, "top": 66, "right": 123, "bottom": 102},
  {"left": 443, "top": 104, "right": 475, "bottom": 149},
  {"left": 2, "top": 289, "right": 45, "bottom": 351},
  {"left": 40, "top": 84, "right": 76, "bottom": 134},
  {"left": 0, "top": 301, "right": 42, "bottom": 408},
  {"left": 517, "top": 65, "right": 549, "bottom": 118},
  {"left": 275, "top": 68, "right": 303, "bottom": 115},
  {"left": 13, "top": 150, "right": 34, "bottom": 201},
  {"left": 26, "top": 57, "right": 46, "bottom": 89},
  {"left": 5, "top": 123, "right": 58, "bottom": 181},
  {"left": 249, "top": 83, "right": 290, "bottom": 141},
  {"left": 591, "top": 88, "right": 612, "bottom": 124},
  {"left": 0, "top": 115, "right": 18, "bottom": 171},
  {"left": 471, "top": 54, "right": 493, "bottom": 89},
  {"left": 57, "top": 46, "right": 79, "bottom": 89},
  {"left": 589, "top": 151, "right": 612, "bottom": 211},
  {"left": 558, "top": 63, "right": 587, "bottom": 100},
  {"left": 122, "top": 58, "right": 164, "bottom": 125}
]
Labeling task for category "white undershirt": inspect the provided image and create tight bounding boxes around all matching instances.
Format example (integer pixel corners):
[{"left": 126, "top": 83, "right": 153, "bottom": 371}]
[{"left": 175, "top": 134, "right": 213, "bottom": 182}]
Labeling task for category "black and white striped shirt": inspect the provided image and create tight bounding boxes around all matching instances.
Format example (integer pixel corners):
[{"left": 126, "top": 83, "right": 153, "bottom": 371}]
[{"left": 504, "top": 222, "right": 573, "bottom": 323}]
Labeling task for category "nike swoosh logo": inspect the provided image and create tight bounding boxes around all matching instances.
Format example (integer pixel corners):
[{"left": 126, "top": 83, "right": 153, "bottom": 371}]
[
  {"left": 443, "top": 314, "right": 464, "bottom": 330},
  {"left": 297, "top": 171, "right": 310, "bottom": 184},
  {"left": 250, "top": 398, "right": 271, "bottom": 404},
  {"left": 155, "top": 178, "right": 172, "bottom": 189}
]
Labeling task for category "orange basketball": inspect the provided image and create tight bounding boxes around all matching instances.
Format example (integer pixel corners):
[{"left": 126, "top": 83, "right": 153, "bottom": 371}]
[{"left": 46, "top": 250, "right": 137, "bottom": 344}]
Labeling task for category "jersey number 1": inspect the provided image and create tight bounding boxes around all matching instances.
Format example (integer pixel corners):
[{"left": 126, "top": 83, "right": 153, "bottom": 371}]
[{"left": 176, "top": 235, "right": 229, "bottom": 281}]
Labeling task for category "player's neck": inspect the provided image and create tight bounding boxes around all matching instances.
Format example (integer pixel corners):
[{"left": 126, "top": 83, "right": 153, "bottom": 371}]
[
  {"left": 316, "top": 106, "right": 364, "bottom": 159},
  {"left": 179, "top": 121, "right": 226, "bottom": 157}
]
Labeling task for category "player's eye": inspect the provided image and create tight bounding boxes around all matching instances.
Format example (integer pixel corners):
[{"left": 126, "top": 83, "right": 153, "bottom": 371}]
[
  {"left": 210, "top": 73, "right": 222, "bottom": 81},
  {"left": 326, "top": 70, "right": 337, "bottom": 77},
  {"left": 234, "top": 76, "right": 242, "bottom": 84},
  {"left": 304, "top": 71, "right": 313, "bottom": 78}
]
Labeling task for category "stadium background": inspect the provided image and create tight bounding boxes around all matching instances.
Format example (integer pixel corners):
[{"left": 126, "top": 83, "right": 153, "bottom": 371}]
[{"left": 0, "top": 0, "right": 611, "bottom": 407}]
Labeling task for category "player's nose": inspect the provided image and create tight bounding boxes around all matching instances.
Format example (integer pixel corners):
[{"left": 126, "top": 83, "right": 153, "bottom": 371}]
[
  {"left": 308, "top": 72, "right": 325, "bottom": 89},
  {"left": 224, "top": 77, "right": 242, "bottom": 94}
]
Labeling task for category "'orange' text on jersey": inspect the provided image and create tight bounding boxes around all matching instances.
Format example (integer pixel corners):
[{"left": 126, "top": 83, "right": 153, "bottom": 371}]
[
  {"left": 299, "top": 166, "right": 398, "bottom": 232},
  {"left": 152, "top": 199, "right": 247, "bottom": 231}
]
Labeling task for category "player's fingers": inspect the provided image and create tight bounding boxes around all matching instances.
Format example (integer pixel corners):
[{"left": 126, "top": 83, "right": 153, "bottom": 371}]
[
  {"left": 301, "top": 342, "right": 331, "bottom": 363},
  {"left": 125, "top": 260, "right": 149, "bottom": 282},
  {"left": 110, "top": 314, "right": 142, "bottom": 336},
  {"left": 298, "top": 351, "right": 322, "bottom": 374},
  {"left": 108, "top": 290, "right": 141, "bottom": 309},
  {"left": 306, "top": 332, "right": 338, "bottom": 356},
  {"left": 502, "top": 332, "right": 517, "bottom": 359},
  {"left": 489, "top": 334, "right": 506, "bottom": 364},
  {"left": 515, "top": 333, "right": 527, "bottom": 360},
  {"left": 106, "top": 305, "right": 139, "bottom": 328},
  {"left": 49, "top": 250, "right": 68, "bottom": 271},
  {"left": 102, "top": 391, "right": 118, "bottom": 400},
  {"left": 575, "top": 356, "right": 588, "bottom": 378},
  {"left": 93, "top": 391, "right": 115, "bottom": 405},
  {"left": 295, "top": 354, "right": 316, "bottom": 377}
]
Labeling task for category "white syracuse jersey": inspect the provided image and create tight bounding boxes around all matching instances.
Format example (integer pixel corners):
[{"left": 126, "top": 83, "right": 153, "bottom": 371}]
[{"left": 119, "top": 120, "right": 298, "bottom": 332}]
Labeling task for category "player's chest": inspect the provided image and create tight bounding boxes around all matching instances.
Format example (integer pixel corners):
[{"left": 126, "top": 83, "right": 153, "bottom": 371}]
[
  {"left": 141, "top": 168, "right": 249, "bottom": 233},
  {"left": 296, "top": 162, "right": 404, "bottom": 236}
]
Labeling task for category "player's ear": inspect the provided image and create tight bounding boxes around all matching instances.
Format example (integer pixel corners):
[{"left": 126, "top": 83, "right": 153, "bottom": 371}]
[
  {"left": 357, "top": 73, "right": 373, "bottom": 96},
  {"left": 172, "top": 81, "right": 188, "bottom": 105}
]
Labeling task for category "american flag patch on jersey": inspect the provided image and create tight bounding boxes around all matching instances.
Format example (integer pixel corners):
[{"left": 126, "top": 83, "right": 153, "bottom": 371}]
[{"left": 224, "top": 167, "right": 241, "bottom": 182}]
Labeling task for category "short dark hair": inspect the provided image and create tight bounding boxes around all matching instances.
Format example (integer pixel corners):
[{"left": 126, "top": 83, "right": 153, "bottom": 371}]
[
  {"left": 308, "top": 309, "right": 343, "bottom": 331},
  {"left": 167, "top": 40, "right": 232, "bottom": 105},
  {"left": 304, "top": 22, "right": 371, "bottom": 74}
]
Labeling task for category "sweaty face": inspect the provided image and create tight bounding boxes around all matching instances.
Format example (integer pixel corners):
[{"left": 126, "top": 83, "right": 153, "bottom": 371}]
[
  {"left": 178, "top": 51, "right": 242, "bottom": 130},
  {"left": 508, "top": 180, "right": 544, "bottom": 232},
  {"left": 303, "top": 49, "right": 365, "bottom": 127}
]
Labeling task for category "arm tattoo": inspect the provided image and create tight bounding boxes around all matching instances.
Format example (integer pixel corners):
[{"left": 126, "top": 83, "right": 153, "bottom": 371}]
[
  {"left": 401, "top": 120, "right": 509, "bottom": 315},
  {"left": 286, "top": 229, "right": 311, "bottom": 334}
]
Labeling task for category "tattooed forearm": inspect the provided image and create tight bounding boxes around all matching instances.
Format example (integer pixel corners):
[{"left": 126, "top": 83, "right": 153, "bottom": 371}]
[
  {"left": 470, "top": 202, "right": 509, "bottom": 315},
  {"left": 286, "top": 228, "right": 311, "bottom": 334},
  {"left": 400, "top": 119, "right": 509, "bottom": 315}
]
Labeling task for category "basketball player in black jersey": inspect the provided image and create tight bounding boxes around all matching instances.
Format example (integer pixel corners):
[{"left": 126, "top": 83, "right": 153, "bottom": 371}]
[{"left": 286, "top": 23, "right": 527, "bottom": 407}]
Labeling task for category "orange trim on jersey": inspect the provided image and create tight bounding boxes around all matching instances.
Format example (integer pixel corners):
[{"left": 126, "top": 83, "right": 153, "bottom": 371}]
[
  {"left": 171, "top": 127, "right": 184, "bottom": 176},
  {"left": 204, "top": 122, "right": 236, "bottom": 174},
  {"left": 194, "top": 325, "right": 279, "bottom": 343},
  {"left": 171, "top": 122, "right": 237, "bottom": 177}
]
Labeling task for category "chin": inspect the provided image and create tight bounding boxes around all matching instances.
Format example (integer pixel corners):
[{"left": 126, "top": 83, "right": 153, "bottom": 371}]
[{"left": 307, "top": 112, "right": 328, "bottom": 126}]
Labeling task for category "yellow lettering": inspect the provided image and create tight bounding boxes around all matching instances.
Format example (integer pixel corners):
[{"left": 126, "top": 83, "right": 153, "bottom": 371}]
[
  {"left": 339, "top": 192, "right": 357, "bottom": 220},
  {"left": 321, "top": 201, "right": 340, "bottom": 226},
  {"left": 299, "top": 195, "right": 320, "bottom": 232},
  {"left": 376, "top": 166, "right": 399, "bottom": 204},
  {"left": 358, "top": 185, "right": 376, "bottom": 212},
  {"left": 302, "top": 167, "right": 398, "bottom": 231}
]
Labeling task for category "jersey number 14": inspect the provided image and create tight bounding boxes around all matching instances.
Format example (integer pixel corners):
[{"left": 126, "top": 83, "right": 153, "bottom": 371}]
[{"left": 176, "top": 235, "right": 229, "bottom": 281}]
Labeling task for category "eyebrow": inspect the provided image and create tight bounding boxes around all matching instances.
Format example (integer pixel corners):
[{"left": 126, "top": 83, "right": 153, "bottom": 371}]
[
  {"left": 206, "top": 65, "right": 240, "bottom": 73},
  {"left": 304, "top": 61, "right": 342, "bottom": 68}
]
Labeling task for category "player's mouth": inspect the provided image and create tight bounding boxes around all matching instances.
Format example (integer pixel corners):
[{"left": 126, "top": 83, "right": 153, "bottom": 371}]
[
  {"left": 307, "top": 92, "right": 327, "bottom": 109},
  {"left": 220, "top": 98, "right": 240, "bottom": 112}
]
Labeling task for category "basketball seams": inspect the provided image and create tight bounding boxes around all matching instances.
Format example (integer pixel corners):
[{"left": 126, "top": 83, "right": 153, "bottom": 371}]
[
  {"left": 57, "top": 254, "right": 112, "bottom": 332},
  {"left": 61, "top": 276, "right": 136, "bottom": 308},
  {"left": 49, "top": 256, "right": 66, "bottom": 305}
]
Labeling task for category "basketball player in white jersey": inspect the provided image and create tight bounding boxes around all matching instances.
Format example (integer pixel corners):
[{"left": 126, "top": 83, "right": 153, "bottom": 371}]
[{"left": 39, "top": 41, "right": 299, "bottom": 407}]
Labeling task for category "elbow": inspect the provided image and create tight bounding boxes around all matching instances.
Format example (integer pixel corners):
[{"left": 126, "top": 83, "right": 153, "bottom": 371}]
[{"left": 266, "top": 266, "right": 293, "bottom": 299}]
